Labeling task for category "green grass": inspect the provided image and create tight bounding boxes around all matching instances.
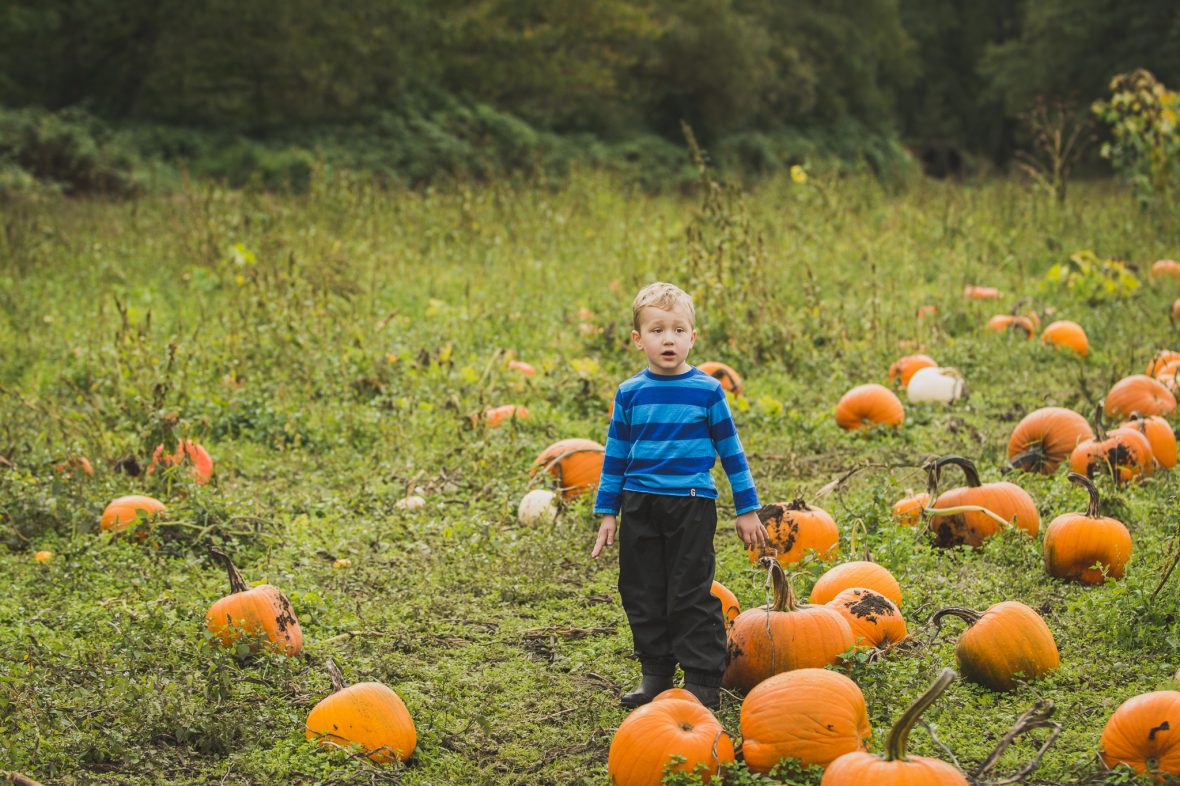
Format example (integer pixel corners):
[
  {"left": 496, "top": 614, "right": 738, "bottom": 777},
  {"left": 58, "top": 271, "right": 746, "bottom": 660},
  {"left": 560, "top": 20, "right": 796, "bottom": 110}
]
[{"left": 1, "top": 166, "right": 1179, "bottom": 785}]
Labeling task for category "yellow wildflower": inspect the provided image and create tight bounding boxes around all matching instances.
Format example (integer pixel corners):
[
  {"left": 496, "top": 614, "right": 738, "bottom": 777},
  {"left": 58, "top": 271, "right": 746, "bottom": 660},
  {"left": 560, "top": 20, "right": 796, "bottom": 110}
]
[{"left": 790, "top": 165, "right": 808, "bottom": 184}]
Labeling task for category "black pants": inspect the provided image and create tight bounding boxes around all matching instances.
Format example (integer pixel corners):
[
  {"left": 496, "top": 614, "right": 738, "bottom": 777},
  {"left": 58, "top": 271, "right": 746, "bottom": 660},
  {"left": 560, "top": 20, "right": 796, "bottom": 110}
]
[{"left": 618, "top": 491, "right": 726, "bottom": 688}]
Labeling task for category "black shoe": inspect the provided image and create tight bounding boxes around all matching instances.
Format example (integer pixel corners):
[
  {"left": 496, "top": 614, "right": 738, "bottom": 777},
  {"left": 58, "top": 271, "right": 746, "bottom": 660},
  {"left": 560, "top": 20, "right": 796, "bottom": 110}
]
[
  {"left": 684, "top": 682, "right": 720, "bottom": 710},
  {"left": 620, "top": 674, "right": 673, "bottom": 708}
]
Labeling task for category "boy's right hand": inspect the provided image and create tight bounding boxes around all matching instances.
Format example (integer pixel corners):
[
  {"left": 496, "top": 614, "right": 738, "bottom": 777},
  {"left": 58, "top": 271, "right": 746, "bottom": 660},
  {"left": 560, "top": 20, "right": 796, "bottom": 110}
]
[{"left": 591, "top": 515, "right": 617, "bottom": 559}]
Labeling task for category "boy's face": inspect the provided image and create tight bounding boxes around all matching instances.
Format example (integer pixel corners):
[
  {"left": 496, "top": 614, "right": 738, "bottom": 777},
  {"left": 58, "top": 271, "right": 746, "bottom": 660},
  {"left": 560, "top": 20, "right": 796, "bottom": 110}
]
[{"left": 632, "top": 304, "right": 697, "bottom": 375}]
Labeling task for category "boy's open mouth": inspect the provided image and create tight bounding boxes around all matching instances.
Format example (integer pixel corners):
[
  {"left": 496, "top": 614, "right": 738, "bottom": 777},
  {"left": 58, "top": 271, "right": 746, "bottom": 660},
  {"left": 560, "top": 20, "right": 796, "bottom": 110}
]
[{"left": 661, "top": 351, "right": 676, "bottom": 358}]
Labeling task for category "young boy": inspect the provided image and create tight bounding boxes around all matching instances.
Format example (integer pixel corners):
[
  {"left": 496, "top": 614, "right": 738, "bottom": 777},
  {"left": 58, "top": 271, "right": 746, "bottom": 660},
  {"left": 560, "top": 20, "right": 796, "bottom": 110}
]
[{"left": 590, "top": 282, "right": 767, "bottom": 709}]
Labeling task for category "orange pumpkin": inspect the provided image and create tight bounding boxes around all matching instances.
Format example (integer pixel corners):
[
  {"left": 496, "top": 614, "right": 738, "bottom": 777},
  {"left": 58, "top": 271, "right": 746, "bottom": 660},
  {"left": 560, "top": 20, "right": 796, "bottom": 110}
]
[
  {"left": 1040, "top": 320, "right": 1089, "bottom": 357},
  {"left": 1007, "top": 407, "right": 1094, "bottom": 474},
  {"left": 1100, "top": 690, "right": 1180, "bottom": 776},
  {"left": 925, "top": 455, "right": 1040, "bottom": 548},
  {"left": 722, "top": 560, "right": 854, "bottom": 693},
  {"left": 741, "top": 668, "right": 871, "bottom": 772},
  {"left": 825, "top": 588, "right": 907, "bottom": 648},
  {"left": 1153, "top": 358, "right": 1180, "bottom": 390},
  {"left": 1151, "top": 259, "right": 1180, "bottom": 279},
  {"left": 809, "top": 561, "right": 903, "bottom": 607},
  {"left": 306, "top": 658, "right": 416, "bottom": 763},
  {"left": 607, "top": 692, "right": 734, "bottom": 785},
  {"left": 205, "top": 546, "right": 302, "bottom": 656},
  {"left": 985, "top": 314, "right": 1034, "bottom": 338},
  {"left": 1173, "top": 300, "right": 1180, "bottom": 321},
  {"left": 481, "top": 404, "right": 530, "bottom": 428},
  {"left": 697, "top": 361, "right": 745, "bottom": 396},
  {"left": 821, "top": 669, "right": 968, "bottom": 785},
  {"left": 530, "top": 439, "right": 605, "bottom": 499},
  {"left": 711, "top": 580, "right": 741, "bottom": 626},
  {"left": 1122, "top": 415, "right": 1178, "bottom": 469},
  {"left": 149, "top": 439, "right": 214, "bottom": 484},
  {"left": 748, "top": 498, "right": 839, "bottom": 566},
  {"left": 1044, "top": 473, "right": 1132, "bottom": 584},
  {"left": 652, "top": 688, "right": 700, "bottom": 703},
  {"left": 1068, "top": 409, "right": 1154, "bottom": 484},
  {"left": 99, "top": 495, "right": 166, "bottom": 534},
  {"left": 508, "top": 359, "right": 537, "bottom": 377},
  {"left": 891, "top": 492, "right": 929, "bottom": 525},
  {"left": 1105, "top": 375, "right": 1177, "bottom": 419},
  {"left": 964, "top": 285, "right": 1000, "bottom": 299},
  {"left": 53, "top": 455, "right": 94, "bottom": 478},
  {"left": 887, "top": 355, "right": 937, "bottom": 388},
  {"left": 932, "top": 602, "right": 1058, "bottom": 691},
  {"left": 835, "top": 384, "right": 904, "bottom": 431},
  {"left": 1147, "top": 351, "right": 1180, "bottom": 377}
]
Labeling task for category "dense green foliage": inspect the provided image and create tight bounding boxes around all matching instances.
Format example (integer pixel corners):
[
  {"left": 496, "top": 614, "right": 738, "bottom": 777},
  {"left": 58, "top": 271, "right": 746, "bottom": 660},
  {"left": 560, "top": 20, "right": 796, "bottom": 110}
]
[
  {"left": 1, "top": 1, "right": 1178, "bottom": 186},
  {"left": 2, "top": 167, "right": 1180, "bottom": 784}
]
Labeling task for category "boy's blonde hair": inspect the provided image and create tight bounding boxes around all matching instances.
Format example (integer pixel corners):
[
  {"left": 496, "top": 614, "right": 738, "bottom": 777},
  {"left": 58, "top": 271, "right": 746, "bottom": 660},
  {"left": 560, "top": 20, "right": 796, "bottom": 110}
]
[{"left": 632, "top": 282, "right": 695, "bottom": 330}]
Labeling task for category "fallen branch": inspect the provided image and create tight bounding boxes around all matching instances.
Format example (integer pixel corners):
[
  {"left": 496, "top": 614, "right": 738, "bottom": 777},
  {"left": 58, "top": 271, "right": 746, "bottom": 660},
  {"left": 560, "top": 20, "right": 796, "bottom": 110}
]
[{"left": 971, "top": 699, "right": 1061, "bottom": 785}]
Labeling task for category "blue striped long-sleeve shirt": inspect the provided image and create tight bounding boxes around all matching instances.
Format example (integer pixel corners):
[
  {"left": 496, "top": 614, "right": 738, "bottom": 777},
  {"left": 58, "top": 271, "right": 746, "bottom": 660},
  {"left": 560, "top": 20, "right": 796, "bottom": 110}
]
[{"left": 593, "top": 367, "right": 760, "bottom": 516}]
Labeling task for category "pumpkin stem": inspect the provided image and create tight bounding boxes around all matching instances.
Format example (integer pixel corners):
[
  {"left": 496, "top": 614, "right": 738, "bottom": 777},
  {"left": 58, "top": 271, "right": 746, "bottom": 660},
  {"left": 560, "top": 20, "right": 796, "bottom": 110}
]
[
  {"left": 931, "top": 606, "right": 984, "bottom": 631},
  {"left": 929, "top": 455, "right": 982, "bottom": 489},
  {"left": 884, "top": 668, "right": 958, "bottom": 762},
  {"left": 1006, "top": 445, "right": 1049, "bottom": 473},
  {"left": 1066, "top": 472, "right": 1102, "bottom": 518},
  {"left": 760, "top": 557, "right": 798, "bottom": 612},
  {"left": 923, "top": 504, "right": 1013, "bottom": 531},
  {"left": 325, "top": 657, "right": 348, "bottom": 693},
  {"left": 1092, "top": 401, "right": 1107, "bottom": 441},
  {"left": 208, "top": 546, "right": 250, "bottom": 594}
]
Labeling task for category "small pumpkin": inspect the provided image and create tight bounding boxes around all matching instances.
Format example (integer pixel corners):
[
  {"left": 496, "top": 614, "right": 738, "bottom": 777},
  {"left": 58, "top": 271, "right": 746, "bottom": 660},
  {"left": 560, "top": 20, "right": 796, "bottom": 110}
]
[
  {"left": 481, "top": 404, "right": 530, "bottom": 428},
  {"left": 306, "top": 658, "right": 416, "bottom": 764},
  {"left": 809, "top": 561, "right": 903, "bottom": 607},
  {"left": 53, "top": 455, "right": 94, "bottom": 478},
  {"left": 1147, "top": 351, "right": 1180, "bottom": 377},
  {"left": 508, "top": 359, "right": 537, "bottom": 377},
  {"left": 722, "top": 560, "right": 854, "bottom": 693},
  {"left": 825, "top": 588, "right": 907, "bottom": 648},
  {"left": 34, "top": 550, "right": 53, "bottom": 563},
  {"left": 1153, "top": 358, "right": 1180, "bottom": 391},
  {"left": 149, "top": 439, "right": 214, "bottom": 484},
  {"left": 985, "top": 314, "right": 1034, "bottom": 338},
  {"left": 741, "top": 668, "right": 871, "bottom": 772},
  {"left": 697, "top": 361, "right": 745, "bottom": 396},
  {"left": 835, "top": 384, "right": 905, "bottom": 431},
  {"left": 925, "top": 455, "right": 1040, "bottom": 548},
  {"left": 711, "top": 580, "right": 741, "bottom": 626},
  {"left": 1151, "top": 259, "right": 1180, "bottom": 279},
  {"left": 906, "top": 367, "right": 966, "bottom": 404},
  {"left": 518, "top": 489, "right": 558, "bottom": 526},
  {"left": 607, "top": 692, "right": 734, "bottom": 785},
  {"left": 1123, "top": 414, "right": 1179, "bottom": 469},
  {"left": 205, "top": 546, "right": 302, "bottom": 656},
  {"left": 530, "top": 438, "right": 605, "bottom": 499},
  {"left": 1100, "top": 690, "right": 1180, "bottom": 776},
  {"left": 1044, "top": 473, "right": 1132, "bottom": 584},
  {"left": 99, "top": 494, "right": 167, "bottom": 534},
  {"left": 1069, "top": 405, "right": 1154, "bottom": 484},
  {"left": 1173, "top": 299, "right": 1180, "bottom": 321},
  {"left": 891, "top": 491, "right": 929, "bottom": 526},
  {"left": 821, "top": 669, "right": 968, "bottom": 785},
  {"left": 964, "top": 285, "right": 1000, "bottom": 299},
  {"left": 1104, "top": 375, "right": 1177, "bottom": 419},
  {"left": 748, "top": 498, "right": 839, "bottom": 566},
  {"left": 1041, "top": 320, "right": 1089, "bottom": 357},
  {"left": 888, "top": 355, "right": 937, "bottom": 388},
  {"left": 932, "top": 602, "right": 1058, "bottom": 691},
  {"left": 1007, "top": 407, "right": 1094, "bottom": 475}
]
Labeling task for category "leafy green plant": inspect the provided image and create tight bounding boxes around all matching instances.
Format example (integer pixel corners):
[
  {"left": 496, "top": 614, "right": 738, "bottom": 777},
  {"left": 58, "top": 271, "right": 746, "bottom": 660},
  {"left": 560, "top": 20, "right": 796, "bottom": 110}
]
[
  {"left": 1041, "top": 249, "right": 1140, "bottom": 304},
  {"left": 1092, "top": 69, "right": 1180, "bottom": 206}
]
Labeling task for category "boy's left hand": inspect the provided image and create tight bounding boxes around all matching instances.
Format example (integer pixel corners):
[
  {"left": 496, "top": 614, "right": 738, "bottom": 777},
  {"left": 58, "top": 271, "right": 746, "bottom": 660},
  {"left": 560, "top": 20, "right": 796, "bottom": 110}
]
[{"left": 734, "top": 511, "right": 769, "bottom": 549}]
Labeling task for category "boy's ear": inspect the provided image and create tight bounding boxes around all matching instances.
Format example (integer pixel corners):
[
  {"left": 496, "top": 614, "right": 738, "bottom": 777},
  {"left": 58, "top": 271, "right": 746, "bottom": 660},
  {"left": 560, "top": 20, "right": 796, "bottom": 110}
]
[{"left": 631, "top": 329, "right": 642, "bottom": 348}]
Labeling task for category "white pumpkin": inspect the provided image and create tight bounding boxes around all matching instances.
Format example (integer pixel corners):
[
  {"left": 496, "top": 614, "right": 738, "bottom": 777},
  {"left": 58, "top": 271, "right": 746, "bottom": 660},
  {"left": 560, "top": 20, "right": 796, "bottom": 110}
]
[
  {"left": 395, "top": 495, "right": 427, "bottom": 511},
  {"left": 906, "top": 366, "right": 967, "bottom": 404},
  {"left": 518, "top": 489, "right": 558, "bottom": 526}
]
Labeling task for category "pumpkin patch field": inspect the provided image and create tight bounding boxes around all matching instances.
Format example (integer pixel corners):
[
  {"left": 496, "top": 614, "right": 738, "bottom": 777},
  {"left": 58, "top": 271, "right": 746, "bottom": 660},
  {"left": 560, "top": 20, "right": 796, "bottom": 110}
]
[{"left": 4, "top": 168, "right": 1180, "bottom": 785}]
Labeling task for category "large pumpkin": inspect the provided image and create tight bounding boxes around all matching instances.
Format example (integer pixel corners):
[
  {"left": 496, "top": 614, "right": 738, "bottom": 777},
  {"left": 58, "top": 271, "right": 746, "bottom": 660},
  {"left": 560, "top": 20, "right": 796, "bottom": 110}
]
[
  {"left": 1040, "top": 320, "right": 1089, "bottom": 357},
  {"left": 711, "top": 580, "right": 741, "bottom": 626},
  {"left": 821, "top": 669, "right": 968, "bottom": 785},
  {"left": 306, "top": 659, "right": 416, "bottom": 764},
  {"left": 1100, "top": 690, "right": 1180, "bottom": 776},
  {"left": 741, "top": 668, "right": 871, "bottom": 772},
  {"left": 835, "top": 384, "right": 905, "bottom": 431},
  {"left": 925, "top": 455, "right": 1040, "bottom": 548},
  {"left": 809, "top": 561, "right": 903, "bottom": 607},
  {"left": 748, "top": 498, "right": 839, "bottom": 566},
  {"left": 99, "top": 494, "right": 167, "bottom": 534},
  {"left": 607, "top": 691, "right": 734, "bottom": 785},
  {"left": 1105, "top": 376, "right": 1177, "bottom": 419},
  {"left": 825, "top": 588, "right": 907, "bottom": 648},
  {"left": 1044, "top": 473, "right": 1132, "bottom": 584},
  {"left": 722, "top": 560, "right": 854, "bottom": 693},
  {"left": 697, "top": 361, "right": 744, "bottom": 396},
  {"left": 1007, "top": 407, "right": 1094, "bottom": 474},
  {"left": 149, "top": 439, "right": 214, "bottom": 484},
  {"left": 888, "top": 355, "right": 937, "bottom": 388},
  {"left": 932, "top": 602, "right": 1058, "bottom": 691},
  {"left": 1122, "top": 414, "right": 1178, "bottom": 469},
  {"left": 530, "top": 439, "right": 605, "bottom": 499},
  {"left": 205, "top": 546, "right": 302, "bottom": 656}
]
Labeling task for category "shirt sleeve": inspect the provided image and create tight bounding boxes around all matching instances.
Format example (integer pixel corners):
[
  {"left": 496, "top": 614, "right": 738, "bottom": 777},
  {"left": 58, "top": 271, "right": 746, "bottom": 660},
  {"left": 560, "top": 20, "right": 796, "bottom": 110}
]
[
  {"left": 593, "top": 388, "right": 631, "bottom": 516},
  {"left": 706, "top": 387, "right": 760, "bottom": 515}
]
